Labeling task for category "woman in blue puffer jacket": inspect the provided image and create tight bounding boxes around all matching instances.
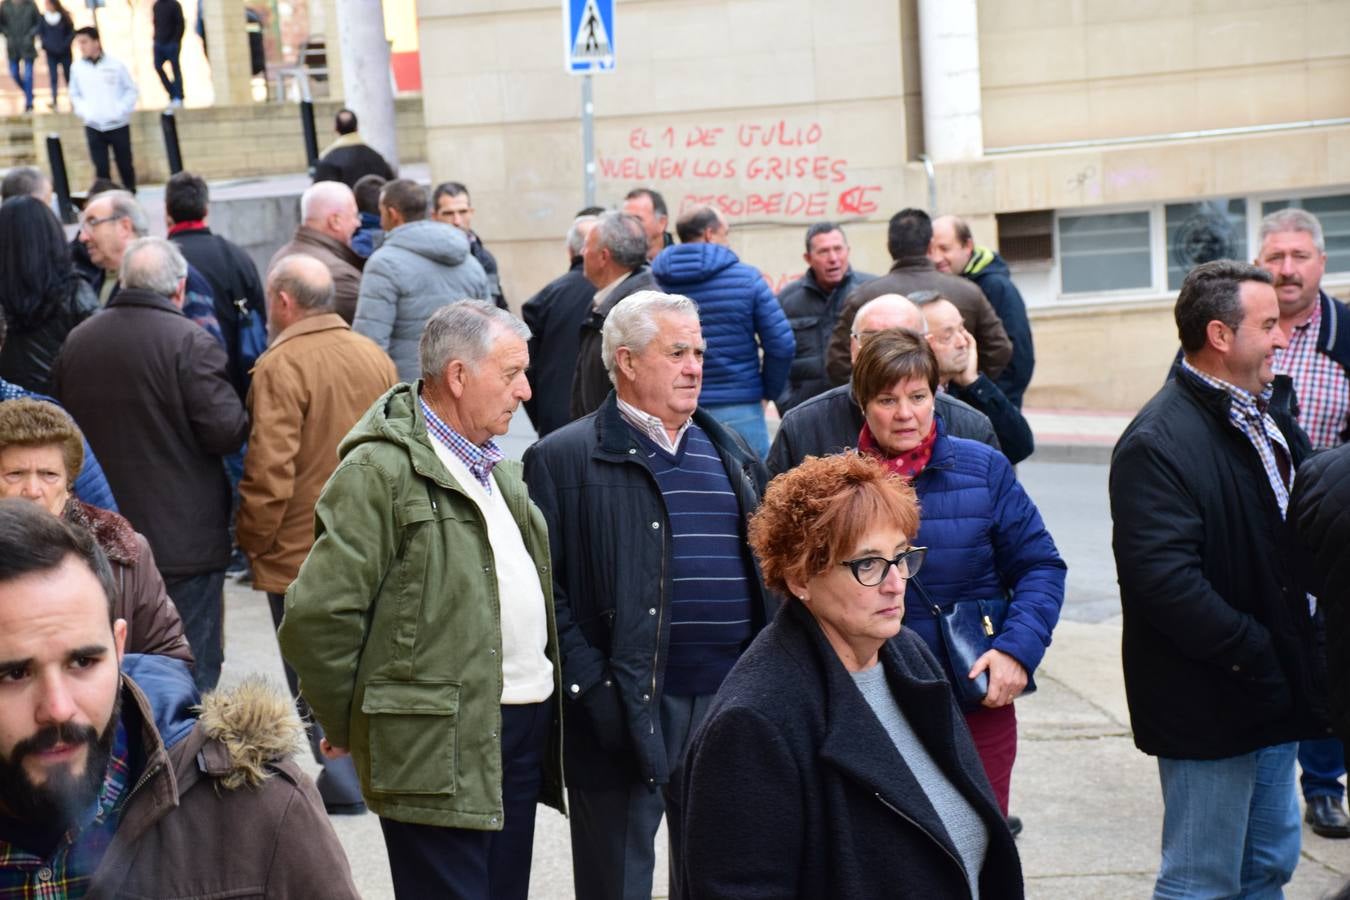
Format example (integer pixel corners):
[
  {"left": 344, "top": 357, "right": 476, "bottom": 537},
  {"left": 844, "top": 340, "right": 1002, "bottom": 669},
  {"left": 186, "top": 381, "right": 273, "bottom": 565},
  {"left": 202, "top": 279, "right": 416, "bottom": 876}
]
[{"left": 853, "top": 328, "right": 1066, "bottom": 828}]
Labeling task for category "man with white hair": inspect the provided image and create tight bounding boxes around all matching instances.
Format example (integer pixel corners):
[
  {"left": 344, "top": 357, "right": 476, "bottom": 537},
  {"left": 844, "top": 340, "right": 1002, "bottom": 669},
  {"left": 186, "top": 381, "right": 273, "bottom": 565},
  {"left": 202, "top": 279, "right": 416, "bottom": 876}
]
[
  {"left": 53, "top": 236, "right": 248, "bottom": 692},
  {"left": 1256, "top": 208, "right": 1350, "bottom": 837},
  {"left": 269, "top": 180, "right": 365, "bottom": 323},
  {"left": 523, "top": 291, "right": 773, "bottom": 900},
  {"left": 919, "top": 293, "right": 1034, "bottom": 465},
  {"left": 279, "top": 301, "right": 562, "bottom": 899},
  {"left": 522, "top": 210, "right": 600, "bottom": 436},
  {"left": 767, "top": 293, "right": 998, "bottom": 476}
]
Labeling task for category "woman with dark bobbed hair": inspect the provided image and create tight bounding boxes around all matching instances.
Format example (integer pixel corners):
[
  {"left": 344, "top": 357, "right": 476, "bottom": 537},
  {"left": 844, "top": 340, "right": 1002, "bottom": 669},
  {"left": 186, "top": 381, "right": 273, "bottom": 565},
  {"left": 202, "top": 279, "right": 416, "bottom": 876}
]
[
  {"left": 0, "top": 194, "right": 97, "bottom": 394},
  {"left": 679, "top": 453, "right": 1023, "bottom": 899},
  {"left": 852, "top": 328, "right": 1065, "bottom": 831}
]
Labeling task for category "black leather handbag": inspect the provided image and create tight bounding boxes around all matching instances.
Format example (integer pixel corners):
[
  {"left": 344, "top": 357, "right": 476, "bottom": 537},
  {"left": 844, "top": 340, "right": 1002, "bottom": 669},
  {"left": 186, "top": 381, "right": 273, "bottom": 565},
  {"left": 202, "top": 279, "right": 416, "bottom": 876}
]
[{"left": 912, "top": 580, "right": 1036, "bottom": 711}]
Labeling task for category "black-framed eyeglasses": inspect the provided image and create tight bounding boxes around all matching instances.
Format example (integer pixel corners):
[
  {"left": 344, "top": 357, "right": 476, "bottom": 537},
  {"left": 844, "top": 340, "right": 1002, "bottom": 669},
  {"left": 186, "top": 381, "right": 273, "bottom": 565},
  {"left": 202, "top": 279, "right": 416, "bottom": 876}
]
[{"left": 838, "top": 547, "right": 927, "bottom": 586}]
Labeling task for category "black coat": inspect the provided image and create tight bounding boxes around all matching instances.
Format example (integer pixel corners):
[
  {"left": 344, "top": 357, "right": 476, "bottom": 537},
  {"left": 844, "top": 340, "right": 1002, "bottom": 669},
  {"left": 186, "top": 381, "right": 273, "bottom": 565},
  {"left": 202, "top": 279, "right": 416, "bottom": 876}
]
[
  {"left": 52, "top": 288, "right": 248, "bottom": 577},
  {"left": 522, "top": 257, "right": 593, "bottom": 437},
  {"left": 522, "top": 395, "right": 773, "bottom": 789},
  {"left": 312, "top": 142, "right": 395, "bottom": 188},
  {"left": 569, "top": 266, "right": 653, "bottom": 420},
  {"left": 767, "top": 383, "right": 998, "bottom": 476},
  {"left": 1109, "top": 367, "right": 1324, "bottom": 759},
  {"left": 948, "top": 373, "right": 1035, "bottom": 464},
  {"left": 152, "top": 0, "right": 184, "bottom": 43},
  {"left": 0, "top": 277, "right": 96, "bottom": 395},
  {"left": 170, "top": 226, "right": 266, "bottom": 397},
  {"left": 1291, "top": 444, "right": 1350, "bottom": 748},
  {"left": 775, "top": 267, "right": 873, "bottom": 414},
  {"left": 678, "top": 600, "right": 1023, "bottom": 900},
  {"left": 965, "top": 250, "right": 1035, "bottom": 409}
]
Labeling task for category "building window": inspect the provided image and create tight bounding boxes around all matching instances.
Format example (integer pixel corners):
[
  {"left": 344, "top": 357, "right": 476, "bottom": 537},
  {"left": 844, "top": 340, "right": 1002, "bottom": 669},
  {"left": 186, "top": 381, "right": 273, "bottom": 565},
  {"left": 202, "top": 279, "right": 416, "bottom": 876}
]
[
  {"left": 1058, "top": 211, "right": 1152, "bottom": 294},
  {"left": 1261, "top": 193, "right": 1350, "bottom": 274},
  {"left": 1165, "top": 200, "right": 1247, "bottom": 291}
]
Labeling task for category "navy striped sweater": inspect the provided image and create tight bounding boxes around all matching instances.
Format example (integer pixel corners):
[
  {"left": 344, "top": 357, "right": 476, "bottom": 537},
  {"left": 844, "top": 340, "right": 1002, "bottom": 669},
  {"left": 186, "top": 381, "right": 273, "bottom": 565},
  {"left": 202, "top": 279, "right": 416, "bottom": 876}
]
[{"left": 634, "top": 423, "right": 755, "bottom": 696}]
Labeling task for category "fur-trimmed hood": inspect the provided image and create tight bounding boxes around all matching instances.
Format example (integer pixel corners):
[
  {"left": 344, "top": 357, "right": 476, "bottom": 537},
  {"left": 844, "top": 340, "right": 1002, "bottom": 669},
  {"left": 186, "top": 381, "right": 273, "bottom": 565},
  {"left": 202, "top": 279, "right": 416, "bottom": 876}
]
[
  {"left": 123, "top": 655, "right": 305, "bottom": 791},
  {"left": 196, "top": 676, "right": 306, "bottom": 790},
  {"left": 66, "top": 498, "right": 139, "bottom": 564}
]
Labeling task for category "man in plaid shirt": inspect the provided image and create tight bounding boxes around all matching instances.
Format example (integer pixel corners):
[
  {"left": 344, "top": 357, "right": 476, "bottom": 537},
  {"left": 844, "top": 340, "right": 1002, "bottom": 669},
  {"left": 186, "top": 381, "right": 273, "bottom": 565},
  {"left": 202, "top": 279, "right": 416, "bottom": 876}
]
[
  {"left": 0, "top": 500, "right": 358, "bottom": 898},
  {"left": 1256, "top": 208, "right": 1350, "bottom": 840}
]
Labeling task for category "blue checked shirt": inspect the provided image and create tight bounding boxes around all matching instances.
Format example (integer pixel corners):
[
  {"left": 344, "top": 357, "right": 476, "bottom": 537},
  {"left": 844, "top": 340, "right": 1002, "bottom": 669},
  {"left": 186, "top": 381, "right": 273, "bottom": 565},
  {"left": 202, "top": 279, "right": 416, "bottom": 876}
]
[
  {"left": 1181, "top": 360, "right": 1291, "bottom": 518},
  {"left": 420, "top": 397, "right": 504, "bottom": 494}
]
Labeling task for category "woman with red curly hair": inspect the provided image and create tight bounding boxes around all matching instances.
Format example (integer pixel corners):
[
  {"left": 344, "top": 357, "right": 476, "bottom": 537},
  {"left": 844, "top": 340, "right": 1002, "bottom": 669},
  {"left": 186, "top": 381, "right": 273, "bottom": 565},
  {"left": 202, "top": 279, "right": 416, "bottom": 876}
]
[{"left": 677, "top": 453, "right": 1024, "bottom": 899}]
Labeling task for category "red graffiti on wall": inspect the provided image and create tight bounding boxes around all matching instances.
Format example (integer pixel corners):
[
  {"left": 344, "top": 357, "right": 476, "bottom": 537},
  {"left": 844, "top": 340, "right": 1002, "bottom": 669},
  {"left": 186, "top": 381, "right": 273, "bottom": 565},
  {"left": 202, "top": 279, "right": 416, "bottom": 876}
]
[{"left": 602, "top": 120, "right": 883, "bottom": 220}]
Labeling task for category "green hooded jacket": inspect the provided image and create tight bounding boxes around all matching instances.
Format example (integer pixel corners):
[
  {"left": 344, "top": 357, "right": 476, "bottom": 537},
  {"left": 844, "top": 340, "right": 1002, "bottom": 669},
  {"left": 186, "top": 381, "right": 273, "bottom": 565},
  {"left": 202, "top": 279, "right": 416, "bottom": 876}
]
[{"left": 278, "top": 382, "right": 564, "bottom": 828}]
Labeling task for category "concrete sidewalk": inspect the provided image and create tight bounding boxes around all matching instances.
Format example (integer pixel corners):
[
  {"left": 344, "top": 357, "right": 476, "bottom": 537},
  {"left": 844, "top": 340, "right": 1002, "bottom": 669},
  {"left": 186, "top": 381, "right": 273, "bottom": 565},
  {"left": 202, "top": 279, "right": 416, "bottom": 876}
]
[{"left": 221, "top": 598, "right": 1349, "bottom": 899}]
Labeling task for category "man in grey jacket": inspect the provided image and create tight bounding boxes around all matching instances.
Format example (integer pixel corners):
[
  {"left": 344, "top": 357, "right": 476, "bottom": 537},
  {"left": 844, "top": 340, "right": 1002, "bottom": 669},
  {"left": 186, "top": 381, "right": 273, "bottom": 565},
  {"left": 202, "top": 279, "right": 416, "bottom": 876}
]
[{"left": 352, "top": 179, "right": 489, "bottom": 381}]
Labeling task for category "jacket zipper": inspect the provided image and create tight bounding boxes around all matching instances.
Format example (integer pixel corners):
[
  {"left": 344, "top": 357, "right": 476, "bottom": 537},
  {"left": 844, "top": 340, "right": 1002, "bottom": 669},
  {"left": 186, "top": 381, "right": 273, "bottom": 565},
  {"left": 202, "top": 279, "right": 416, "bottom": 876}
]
[
  {"left": 651, "top": 513, "right": 665, "bottom": 736},
  {"left": 873, "top": 791, "right": 972, "bottom": 896}
]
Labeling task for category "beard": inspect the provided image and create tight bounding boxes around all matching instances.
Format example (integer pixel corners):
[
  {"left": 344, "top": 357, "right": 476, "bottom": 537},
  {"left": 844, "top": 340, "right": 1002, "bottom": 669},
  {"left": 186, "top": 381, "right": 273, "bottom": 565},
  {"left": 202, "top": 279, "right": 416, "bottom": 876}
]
[{"left": 0, "top": 691, "right": 120, "bottom": 833}]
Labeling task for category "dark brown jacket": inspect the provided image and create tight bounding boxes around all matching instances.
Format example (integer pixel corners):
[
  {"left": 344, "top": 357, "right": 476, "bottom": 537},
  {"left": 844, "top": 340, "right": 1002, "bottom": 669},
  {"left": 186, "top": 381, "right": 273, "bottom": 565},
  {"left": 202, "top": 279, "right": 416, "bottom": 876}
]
[
  {"left": 52, "top": 288, "right": 249, "bottom": 577},
  {"left": 269, "top": 226, "right": 365, "bottom": 324},
  {"left": 88, "top": 661, "right": 360, "bottom": 898},
  {"left": 237, "top": 312, "right": 397, "bottom": 593},
  {"left": 569, "top": 266, "right": 653, "bottom": 419},
  {"left": 825, "top": 257, "right": 1012, "bottom": 386},
  {"left": 66, "top": 499, "right": 194, "bottom": 664}
]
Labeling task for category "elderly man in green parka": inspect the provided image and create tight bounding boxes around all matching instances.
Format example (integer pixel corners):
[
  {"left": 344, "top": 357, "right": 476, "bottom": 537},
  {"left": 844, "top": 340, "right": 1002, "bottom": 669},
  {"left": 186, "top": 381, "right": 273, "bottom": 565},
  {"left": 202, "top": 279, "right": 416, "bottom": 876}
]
[{"left": 278, "top": 299, "right": 564, "bottom": 900}]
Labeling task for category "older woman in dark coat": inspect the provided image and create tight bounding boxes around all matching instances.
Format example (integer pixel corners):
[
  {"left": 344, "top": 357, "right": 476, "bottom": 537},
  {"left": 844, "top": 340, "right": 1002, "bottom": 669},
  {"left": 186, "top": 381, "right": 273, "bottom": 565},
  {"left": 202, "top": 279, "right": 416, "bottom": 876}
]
[
  {"left": 0, "top": 398, "right": 193, "bottom": 662},
  {"left": 679, "top": 453, "right": 1022, "bottom": 899}
]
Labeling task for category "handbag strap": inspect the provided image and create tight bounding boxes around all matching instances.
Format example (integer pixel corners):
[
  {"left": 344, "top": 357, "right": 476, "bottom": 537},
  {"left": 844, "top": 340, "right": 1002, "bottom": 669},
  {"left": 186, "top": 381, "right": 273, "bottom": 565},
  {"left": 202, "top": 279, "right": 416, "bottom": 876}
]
[{"left": 909, "top": 577, "right": 941, "bottom": 617}]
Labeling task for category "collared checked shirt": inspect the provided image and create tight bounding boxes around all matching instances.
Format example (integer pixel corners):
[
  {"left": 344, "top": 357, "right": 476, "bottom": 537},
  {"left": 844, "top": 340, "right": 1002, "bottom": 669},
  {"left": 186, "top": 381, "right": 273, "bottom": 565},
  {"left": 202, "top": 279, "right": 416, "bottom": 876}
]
[
  {"left": 420, "top": 397, "right": 504, "bottom": 494},
  {"left": 1182, "top": 360, "right": 1291, "bottom": 518},
  {"left": 617, "top": 397, "right": 692, "bottom": 455},
  {"left": 1272, "top": 296, "right": 1350, "bottom": 450},
  {"left": 0, "top": 719, "right": 131, "bottom": 899}
]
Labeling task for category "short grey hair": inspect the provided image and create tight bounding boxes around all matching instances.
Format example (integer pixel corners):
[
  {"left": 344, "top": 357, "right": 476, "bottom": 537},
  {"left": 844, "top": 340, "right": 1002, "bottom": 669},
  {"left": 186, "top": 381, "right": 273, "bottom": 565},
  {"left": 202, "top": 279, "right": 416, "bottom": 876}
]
[
  {"left": 567, "top": 214, "right": 599, "bottom": 257},
  {"left": 601, "top": 291, "right": 700, "bottom": 384},
  {"left": 419, "top": 300, "right": 531, "bottom": 381},
  {"left": 1259, "top": 208, "right": 1325, "bottom": 253},
  {"left": 120, "top": 237, "right": 188, "bottom": 297},
  {"left": 92, "top": 190, "right": 149, "bottom": 237},
  {"left": 268, "top": 254, "right": 334, "bottom": 311},
  {"left": 594, "top": 210, "right": 648, "bottom": 270}
]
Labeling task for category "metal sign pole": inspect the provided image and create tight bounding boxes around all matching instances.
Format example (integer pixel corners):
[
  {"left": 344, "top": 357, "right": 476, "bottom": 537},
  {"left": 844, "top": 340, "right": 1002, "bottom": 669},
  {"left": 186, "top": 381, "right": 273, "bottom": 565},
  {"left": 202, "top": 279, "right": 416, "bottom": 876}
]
[{"left": 582, "top": 74, "right": 595, "bottom": 207}]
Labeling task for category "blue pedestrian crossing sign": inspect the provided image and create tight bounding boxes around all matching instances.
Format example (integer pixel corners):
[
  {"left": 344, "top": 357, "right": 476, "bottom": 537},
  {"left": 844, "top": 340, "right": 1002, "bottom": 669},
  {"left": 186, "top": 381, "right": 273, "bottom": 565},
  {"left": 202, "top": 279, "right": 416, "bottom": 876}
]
[{"left": 564, "top": 0, "right": 615, "bottom": 74}]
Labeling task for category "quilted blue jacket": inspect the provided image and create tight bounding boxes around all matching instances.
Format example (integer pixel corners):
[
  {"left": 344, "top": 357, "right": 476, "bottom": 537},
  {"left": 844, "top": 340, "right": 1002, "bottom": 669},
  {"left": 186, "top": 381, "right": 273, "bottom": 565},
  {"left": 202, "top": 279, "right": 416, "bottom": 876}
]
[
  {"left": 903, "top": 417, "right": 1066, "bottom": 684},
  {"left": 652, "top": 243, "right": 795, "bottom": 405}
]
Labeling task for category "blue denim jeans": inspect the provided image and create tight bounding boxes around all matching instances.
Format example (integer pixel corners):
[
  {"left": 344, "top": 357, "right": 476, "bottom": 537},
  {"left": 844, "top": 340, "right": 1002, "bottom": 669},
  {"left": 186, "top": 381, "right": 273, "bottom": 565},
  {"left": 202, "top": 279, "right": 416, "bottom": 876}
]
[
  {"left": 703, "top": 401, "right": 769, "bottom": 459},
  {"left": 1298, "top": 737, "right": 1346, "bottom": 801},
  {"left": 163, "top": 571, "right": 226, "bottom": 692},
  {"left": 7, "top": 58, "right": 33, "bottom": 109},
  {"left": 153, "top": 40, "right": 183, "bottom": 100},
  {"left": 1154, "top": 742, "right": 1300, "bottom": 900}
]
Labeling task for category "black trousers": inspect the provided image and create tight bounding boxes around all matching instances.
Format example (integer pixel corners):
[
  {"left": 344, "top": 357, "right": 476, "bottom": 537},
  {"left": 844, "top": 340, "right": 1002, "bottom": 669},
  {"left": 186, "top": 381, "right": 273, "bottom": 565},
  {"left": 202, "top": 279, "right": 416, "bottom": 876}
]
[
  {"left": 84, "top": 125, "right": 136, "bottom": 193},
  {"left": 379, "top": 701, "right": 550, "bottom": 900}
]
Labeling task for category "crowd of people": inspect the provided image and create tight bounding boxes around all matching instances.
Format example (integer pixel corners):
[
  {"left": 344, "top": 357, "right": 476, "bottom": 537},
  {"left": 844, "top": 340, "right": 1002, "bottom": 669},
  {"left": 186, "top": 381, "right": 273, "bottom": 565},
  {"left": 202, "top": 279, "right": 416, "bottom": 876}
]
[{"left": 0, "top": 153, "right": 1344, "bottom": 900}]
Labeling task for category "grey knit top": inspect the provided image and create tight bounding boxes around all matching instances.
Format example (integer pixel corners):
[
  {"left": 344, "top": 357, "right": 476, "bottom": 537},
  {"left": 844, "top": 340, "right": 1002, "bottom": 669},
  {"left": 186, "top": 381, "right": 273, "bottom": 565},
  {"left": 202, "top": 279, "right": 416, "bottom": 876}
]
[{"left": 851, "top": 664, "right": 989, "bottom": 898}]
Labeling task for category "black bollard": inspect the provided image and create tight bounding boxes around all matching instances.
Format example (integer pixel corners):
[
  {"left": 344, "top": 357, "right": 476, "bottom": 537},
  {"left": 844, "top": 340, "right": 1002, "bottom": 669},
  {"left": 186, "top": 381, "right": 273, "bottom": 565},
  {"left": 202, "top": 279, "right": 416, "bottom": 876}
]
[
  {"left": 300, "top": 99, "right": 319, "bottom": 176},
  {"left": 45, "top": 133, "right": 76, "bottom": 225},
  {"left": 161, "top": 109, "right": 183, "bottom": 175}
]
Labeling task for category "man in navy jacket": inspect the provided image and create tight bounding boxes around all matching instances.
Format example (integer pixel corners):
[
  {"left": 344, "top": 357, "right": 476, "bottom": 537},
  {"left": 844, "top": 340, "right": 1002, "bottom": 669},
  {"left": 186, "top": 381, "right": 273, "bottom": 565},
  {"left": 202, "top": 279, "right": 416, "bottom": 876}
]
[{"left": 651, "top": 207, "right": 793, "bottom": 458}]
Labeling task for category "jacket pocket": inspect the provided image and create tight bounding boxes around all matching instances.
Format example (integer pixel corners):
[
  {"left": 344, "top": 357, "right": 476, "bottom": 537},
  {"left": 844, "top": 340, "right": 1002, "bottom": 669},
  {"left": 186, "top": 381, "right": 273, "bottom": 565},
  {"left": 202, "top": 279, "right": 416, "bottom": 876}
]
[{"left": 362, "top": 680, "right": 461, "bottom": 796}]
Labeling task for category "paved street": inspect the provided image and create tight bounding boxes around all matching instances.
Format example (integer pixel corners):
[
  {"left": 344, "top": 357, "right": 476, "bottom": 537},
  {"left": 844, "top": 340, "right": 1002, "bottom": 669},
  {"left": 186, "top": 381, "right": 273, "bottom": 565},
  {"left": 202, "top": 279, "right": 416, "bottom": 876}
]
[{"left": 218, "top": 411, "right": 1349, "bottom": 898}]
